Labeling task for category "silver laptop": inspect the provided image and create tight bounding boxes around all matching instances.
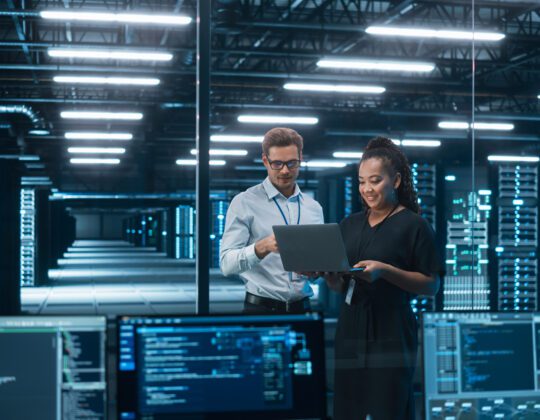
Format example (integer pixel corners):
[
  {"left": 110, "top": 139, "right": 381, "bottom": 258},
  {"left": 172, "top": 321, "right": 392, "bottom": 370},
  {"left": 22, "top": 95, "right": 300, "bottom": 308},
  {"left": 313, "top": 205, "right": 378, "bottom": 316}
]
[{"left": 272, "top": 223, "right": 364, "bottom": 273}]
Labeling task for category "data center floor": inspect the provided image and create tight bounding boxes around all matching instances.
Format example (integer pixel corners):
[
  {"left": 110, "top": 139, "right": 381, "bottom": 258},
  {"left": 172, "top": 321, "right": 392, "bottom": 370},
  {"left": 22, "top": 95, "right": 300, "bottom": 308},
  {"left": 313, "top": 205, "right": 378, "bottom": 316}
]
[{"left": 21, "top": 240, "right": 246, "bottom": 314}]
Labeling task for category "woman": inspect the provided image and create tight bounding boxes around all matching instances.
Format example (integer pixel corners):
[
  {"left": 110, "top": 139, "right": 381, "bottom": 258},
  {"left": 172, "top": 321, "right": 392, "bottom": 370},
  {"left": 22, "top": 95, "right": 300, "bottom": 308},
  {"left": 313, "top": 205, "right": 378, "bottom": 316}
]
[{"left": 328, "top": 137, "right": 444, "bottom": 420}]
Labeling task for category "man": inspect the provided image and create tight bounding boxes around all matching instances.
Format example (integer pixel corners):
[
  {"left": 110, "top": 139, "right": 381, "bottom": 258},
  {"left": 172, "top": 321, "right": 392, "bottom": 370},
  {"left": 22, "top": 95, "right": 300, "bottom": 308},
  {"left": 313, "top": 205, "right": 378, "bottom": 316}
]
[{"left": 220, "top": 127, "right": 324, "bottom": 313}]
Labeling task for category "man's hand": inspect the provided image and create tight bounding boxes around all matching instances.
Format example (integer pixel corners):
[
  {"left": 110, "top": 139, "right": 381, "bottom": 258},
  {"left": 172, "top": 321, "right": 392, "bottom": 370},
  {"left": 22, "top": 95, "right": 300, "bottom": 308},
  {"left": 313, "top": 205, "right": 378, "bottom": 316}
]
[
  {"left": 297, "top": 271, "right": 321, "bottom": 279},
  {"left": 323, "top": 272, "right": 346, "bottom": 293},
  {"left": 254, "top": 234, "right": 279, "bottom": 259}
]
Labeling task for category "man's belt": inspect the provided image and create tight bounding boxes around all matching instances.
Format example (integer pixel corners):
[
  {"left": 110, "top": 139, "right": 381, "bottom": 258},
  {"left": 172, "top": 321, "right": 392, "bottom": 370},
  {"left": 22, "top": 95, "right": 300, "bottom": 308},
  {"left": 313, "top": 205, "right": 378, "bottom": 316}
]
[{"left": 245, "top": 292, "right": 310, "bottom": 313}]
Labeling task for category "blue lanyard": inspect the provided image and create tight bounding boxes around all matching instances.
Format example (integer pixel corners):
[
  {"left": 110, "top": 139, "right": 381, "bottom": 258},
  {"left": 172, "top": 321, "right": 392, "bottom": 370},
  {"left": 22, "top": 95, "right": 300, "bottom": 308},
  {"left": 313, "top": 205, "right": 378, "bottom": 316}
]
[{"left": 273, "top": 197, "right": 301, "bottom": 225}]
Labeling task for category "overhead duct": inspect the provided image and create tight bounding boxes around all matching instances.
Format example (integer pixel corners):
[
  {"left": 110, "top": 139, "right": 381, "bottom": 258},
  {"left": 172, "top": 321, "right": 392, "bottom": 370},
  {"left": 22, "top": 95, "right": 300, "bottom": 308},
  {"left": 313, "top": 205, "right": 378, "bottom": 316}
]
[{"left": 0, "top": 105, "right": 45, "bottom": 128}]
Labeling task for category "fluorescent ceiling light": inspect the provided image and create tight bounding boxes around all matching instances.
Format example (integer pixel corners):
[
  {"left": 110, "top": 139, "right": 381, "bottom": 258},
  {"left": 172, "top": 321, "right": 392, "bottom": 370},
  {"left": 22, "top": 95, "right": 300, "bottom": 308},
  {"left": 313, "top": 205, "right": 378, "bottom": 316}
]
[
  {"left": 18, "top": 155, "right": 40, "bottom": 161},
  {"left": 28, "top": 129, "right": 50, "bottom": 135},
  {"left": 284, "top": 83, "right": 385, "bottom": 94},
  {"left": 67, "top": 147, "right": 126, "bottom": 154},
  {"left": 317, "top": 59, "right": 435, "bottom": 73},
  {"left": 439, "top": 121, "right": 514, "bottom": 131},
  {"left": 210, "top": 160, "right": 226, "bottom": 166},
  {"left": 472, "top": 122, "right": 514, "bottom": 131},
  {"left": 61, "top": 111, "right": 143, "bottom": 120},
  {"left": 366, "top": 26, "right": 505, "bottom": 41},
  {"left": 70, "top": 158, "right": 120, "bottom": 164},
  {"left": 333, "top": 151, "right": 363, "bottom": 159},
  {"left": 54, "top": 75, "right": 160, "bottom": 86},
  {"left": 301, "top": 161, "right": 348, "bottom": 168},
  {"left": 65, "top": 132, "right": 133, "bottom": 140},
  {"left": 438, "top": 121, "right": 469, "bottom": 129},
  {"left": 21, "top": 176, "right": 50, "bottom": 182},
  {"left": 487, "top": 155, "right": 539, "bottom": 163},
  {"left": 176, "top": 159, "right": 226, "bottom": 166},
  {"left": 21, "top": 181, "right": 52, "bottom": 186},
  {"left": 40, "top": 10, "right": 192, "bottom": 25},
  {"left": 401, "top": 139, "right": 441, "bottom": 147},
  {"left": 445, "top": 175, "right": 456, "bottom": 181},
  {"left": 238, "top": 115, "right": 318, "bottom": 125},
  {"left": 190, "top": 149, "right": 248, "bottom": 156},
  {"left": 210, "top": 134, "right": 263, "bottom": 143},
  {"left": 48, "top": 48, "right": 173, "bottom": 61}
]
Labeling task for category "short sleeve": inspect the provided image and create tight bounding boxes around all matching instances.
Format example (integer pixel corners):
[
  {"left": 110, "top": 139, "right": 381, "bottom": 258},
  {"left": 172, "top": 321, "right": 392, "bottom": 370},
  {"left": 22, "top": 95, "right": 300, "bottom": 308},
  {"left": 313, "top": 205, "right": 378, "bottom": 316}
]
[{"left": 411, "top": 218, "right": 445, "bottom": 277}]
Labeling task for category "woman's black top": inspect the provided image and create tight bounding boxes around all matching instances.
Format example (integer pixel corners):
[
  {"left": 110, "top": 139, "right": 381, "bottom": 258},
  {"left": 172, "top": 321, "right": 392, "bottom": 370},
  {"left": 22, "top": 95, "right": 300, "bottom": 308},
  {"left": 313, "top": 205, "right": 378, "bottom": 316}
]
[{"left": 333, "top": 208, "right": 444, "bottom": 420}]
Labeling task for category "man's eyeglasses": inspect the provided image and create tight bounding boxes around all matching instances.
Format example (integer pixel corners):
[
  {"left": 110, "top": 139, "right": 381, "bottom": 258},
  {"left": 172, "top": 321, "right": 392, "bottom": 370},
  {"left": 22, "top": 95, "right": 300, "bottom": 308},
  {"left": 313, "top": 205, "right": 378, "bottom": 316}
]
[{"left": 266, "top": 155, "right": 301, "bottom": 170}]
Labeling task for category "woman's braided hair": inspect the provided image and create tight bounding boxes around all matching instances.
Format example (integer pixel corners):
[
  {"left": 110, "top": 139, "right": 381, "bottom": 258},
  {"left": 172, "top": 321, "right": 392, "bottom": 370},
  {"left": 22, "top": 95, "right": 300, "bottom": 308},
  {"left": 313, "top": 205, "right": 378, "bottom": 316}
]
[{"left": 359, "top": 136, "right": 420, "bottom": 214}]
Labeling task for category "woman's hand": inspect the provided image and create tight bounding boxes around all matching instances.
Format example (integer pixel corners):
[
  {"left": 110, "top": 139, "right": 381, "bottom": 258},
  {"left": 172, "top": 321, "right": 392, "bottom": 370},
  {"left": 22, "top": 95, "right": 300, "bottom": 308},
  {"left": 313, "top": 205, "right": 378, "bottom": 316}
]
[{"left": 352, "top": 260, "right": 389, "bottom": 284}]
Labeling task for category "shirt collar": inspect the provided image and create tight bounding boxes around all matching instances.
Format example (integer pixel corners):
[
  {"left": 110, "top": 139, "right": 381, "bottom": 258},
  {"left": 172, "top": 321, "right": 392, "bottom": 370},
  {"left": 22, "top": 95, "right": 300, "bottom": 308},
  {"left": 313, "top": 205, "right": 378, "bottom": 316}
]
[{"left": 262, "top": 177, "right": 302, "bottom": 201}]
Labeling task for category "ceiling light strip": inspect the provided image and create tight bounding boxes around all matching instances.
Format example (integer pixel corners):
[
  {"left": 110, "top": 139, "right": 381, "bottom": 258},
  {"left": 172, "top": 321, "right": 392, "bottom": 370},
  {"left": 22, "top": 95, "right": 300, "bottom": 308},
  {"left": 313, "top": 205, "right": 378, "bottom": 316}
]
[
  {"left": 61, "top": 111, "right": 143, "bottom": 120},
  {"left": 366, "top": 26, "right": 505, "bottom": 41},
  {"left": 54, "top": 75, "right": 160, "bottom": 86},
  {"left": 238, "top": 115, "right": 318, "bottom": 125},
  {"left": 48, "top": 48, "right": 173, "bottom": 61},
  {"left": 176, "top": 159, "right": 227, "bottom": 166},
  {"left": 487, "top": 155, "right": 539, "bottom": 163},
  {"left": 70, "top": 158, "right": 121, "bottom": 164},
  {"left": 67, "top": 147, "right": 126, "bottom": 154},
  {"left": 317, "top": 59, "right": 435, "bottom": 72},
  {"left": 284, "top": 83, "right": 385, "bottom": 94},
  {"left": 40, "top": 10, "right": 192, "bottom": 25},
  {"left": 65, "top": 132, "right": 133, "bottom": 140},
  {"left": 439, "top": 121, "right": 514, "bottom": 131}
]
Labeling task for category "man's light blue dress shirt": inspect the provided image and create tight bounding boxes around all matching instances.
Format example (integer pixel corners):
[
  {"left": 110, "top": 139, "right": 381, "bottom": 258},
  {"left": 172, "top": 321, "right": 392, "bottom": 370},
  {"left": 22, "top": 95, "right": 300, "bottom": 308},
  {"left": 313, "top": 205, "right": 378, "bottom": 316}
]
[{"left": 220, "top": 177, "right": 324, "bottom": 302}]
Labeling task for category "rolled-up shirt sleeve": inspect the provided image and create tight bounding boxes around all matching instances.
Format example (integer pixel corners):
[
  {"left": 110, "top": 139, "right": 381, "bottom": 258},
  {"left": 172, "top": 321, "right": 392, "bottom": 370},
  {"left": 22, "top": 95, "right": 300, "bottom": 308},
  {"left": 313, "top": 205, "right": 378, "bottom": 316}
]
[{"left": 220, "top": 196, "right": 261, "bottom": 276}]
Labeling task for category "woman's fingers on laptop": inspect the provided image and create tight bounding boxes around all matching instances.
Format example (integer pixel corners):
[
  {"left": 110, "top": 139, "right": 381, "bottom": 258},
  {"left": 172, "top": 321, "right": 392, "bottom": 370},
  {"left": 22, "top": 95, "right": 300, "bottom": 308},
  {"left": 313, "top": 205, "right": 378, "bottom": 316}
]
[
  {"left": 353, "top": 260, "right": 386, "bottom": 283},
  {"left": 353, "top": 261, "right": 368, "bottom": 269}
]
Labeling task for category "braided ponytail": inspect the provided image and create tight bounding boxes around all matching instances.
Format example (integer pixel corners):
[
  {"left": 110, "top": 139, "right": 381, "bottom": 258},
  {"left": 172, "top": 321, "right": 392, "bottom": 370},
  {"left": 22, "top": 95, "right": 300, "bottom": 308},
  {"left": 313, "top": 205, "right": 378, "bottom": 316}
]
[{"left": 359, "top": 137, "right": 420, "bottom": 214}]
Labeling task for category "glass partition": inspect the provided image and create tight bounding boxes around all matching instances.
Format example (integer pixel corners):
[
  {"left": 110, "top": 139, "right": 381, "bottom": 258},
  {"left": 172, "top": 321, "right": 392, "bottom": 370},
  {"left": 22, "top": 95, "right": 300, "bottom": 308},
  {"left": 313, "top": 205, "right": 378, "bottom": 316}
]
[
  {"left": 472, "top": 3, "right": 540, "bottom": 312},
  {"left": 208, "top": 1, "right": 477, "bottom": 316}
]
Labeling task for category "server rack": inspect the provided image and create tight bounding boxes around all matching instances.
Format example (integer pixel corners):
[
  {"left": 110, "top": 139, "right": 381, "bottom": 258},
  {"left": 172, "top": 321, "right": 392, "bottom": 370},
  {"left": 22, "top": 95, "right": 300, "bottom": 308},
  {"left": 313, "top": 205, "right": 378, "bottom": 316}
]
[
  {"left": 411, "top": 163, "right": 437, "bottom": 313},
  {"left": 443, "top": 190, "right": 491, "bottom": 310},
  {"left": 211, "top": 200, "right": 229, "bottom": 268},
  {"left": 175, "top": 204, "right": 195, "bottom": 260},
  {"left": 496, "top": 164, "right": 538, "bottom": 311},
  {"left": 20, "top": 188, "right": 36, "bottom": 287}
]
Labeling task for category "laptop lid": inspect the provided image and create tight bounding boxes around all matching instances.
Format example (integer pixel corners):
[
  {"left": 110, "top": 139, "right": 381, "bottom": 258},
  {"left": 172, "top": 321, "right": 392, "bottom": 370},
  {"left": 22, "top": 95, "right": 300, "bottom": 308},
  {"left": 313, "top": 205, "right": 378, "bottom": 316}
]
[{"left": 272, "top": 223, "right": 351, "bottom": 272}]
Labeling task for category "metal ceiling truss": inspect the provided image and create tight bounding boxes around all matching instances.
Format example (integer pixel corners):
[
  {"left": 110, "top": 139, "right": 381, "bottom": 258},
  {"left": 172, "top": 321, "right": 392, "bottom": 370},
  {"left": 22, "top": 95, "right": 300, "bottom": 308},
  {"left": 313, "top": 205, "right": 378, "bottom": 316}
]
[{"left": 0, "top": 0, "right": 539, "bottom": 192}]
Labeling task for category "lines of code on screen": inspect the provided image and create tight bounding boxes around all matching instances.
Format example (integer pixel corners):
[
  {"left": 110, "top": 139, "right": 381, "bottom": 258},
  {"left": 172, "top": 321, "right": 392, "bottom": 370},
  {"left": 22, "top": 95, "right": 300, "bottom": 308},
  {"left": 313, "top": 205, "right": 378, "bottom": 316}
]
[
  {"left": 460, "top": 323, "right": 534, "bottom": 392},
  {"left": 0, "top": 317, "right": 106, "bottom": 420},
  {"left": 136, "top": 325, "right": 297, "bottom": 414}
]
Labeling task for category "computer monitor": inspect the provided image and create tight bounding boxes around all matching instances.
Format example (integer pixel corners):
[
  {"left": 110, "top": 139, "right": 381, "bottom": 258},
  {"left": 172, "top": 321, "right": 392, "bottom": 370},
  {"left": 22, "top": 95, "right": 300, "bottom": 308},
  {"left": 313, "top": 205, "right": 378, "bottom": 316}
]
[
  {"left": 0, "top": 316, "right": 107, "bottom": 420},
  {"left": 422, "top": 312, "right": 540, "bottom": 419},
  {"left": 117, "top": 313, "right": 326, "bottom": 419}
]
